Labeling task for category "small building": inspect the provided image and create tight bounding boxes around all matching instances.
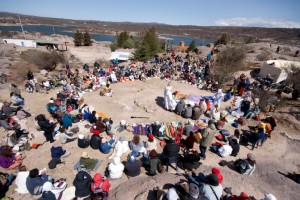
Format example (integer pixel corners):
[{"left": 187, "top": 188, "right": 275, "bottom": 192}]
[
  {"left": 2, "top": 38, "right": 37, "bottom": 48},
  {"left": 259, "top": 60, "right": 300, "bottom": 83}
]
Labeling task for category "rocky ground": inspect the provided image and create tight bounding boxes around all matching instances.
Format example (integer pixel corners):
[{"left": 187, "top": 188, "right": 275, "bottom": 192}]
[{"left": 0, "top": 36, "right": 300, "bottom": 200}]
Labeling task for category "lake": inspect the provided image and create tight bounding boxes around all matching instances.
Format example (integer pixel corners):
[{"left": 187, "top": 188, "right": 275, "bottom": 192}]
[{"left": 0, "top": 25, "right": 214, "bottom": 46}]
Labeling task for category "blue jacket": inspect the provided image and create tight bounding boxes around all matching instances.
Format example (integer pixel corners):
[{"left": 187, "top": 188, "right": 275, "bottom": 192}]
[
  {"left": 99, "top": 139, "right": 115, "bottom": 154},
  {"left": 62, "top": 114, "right": 72, "bottom": 129},
  {"left": 51, "top": 146, "right": 66, "bottom": 158},
  {"left": 26, "top": 174, "right": 49, "bottom": 195}
]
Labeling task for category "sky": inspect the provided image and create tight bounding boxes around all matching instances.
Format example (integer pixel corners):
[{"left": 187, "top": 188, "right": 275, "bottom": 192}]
[{"left": 1, "top": 0, "right": 300, "bottom": 28}]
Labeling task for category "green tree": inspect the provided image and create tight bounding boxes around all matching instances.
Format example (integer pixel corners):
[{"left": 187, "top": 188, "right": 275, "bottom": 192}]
[
  {"left": 187, "top": 39, "right": 196, "bottom": 52},
  {"left": 215, "top": 33, "right": 230, "bottom": 45},
  {"left": 134, "top": 42, "right": 151, "bottom": 61},
  {"left": 117, "top": 31, "right": 129, "bottom": 47},
  {"left": 83, "top": 31, "right": 93, "bottom": 46},
  {"left": 74, "top": 30, "right": 83, "bottom": 47},
  {"left": 142, "top": 27, "right": 160, "bottom": 56},
  {"left": 123, "top": 38, "right": 135, "bottom": 49}
]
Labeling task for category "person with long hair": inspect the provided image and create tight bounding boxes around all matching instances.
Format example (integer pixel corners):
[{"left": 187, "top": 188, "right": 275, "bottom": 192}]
[{"left": 0, "top": 145, "right": 22, "bottom": 170}]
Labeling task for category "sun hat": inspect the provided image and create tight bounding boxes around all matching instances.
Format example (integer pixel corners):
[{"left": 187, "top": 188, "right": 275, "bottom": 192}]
[
  {"left": 247, "top": 153, "right": 255, "bottom": 161},
  {"left": 78, "top": 134, "right": 84, "bottom": 139},
  {"left": 264, "top": 194, "right": 277, "bottom": 200},
  {"left": 42, "top": 182, "right": 53, "bottom": 192},
  {"left": 82, "top": 152, "right": 89, "bottom": 158}
]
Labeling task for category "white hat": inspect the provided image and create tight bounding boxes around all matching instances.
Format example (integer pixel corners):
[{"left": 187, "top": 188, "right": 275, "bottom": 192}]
[
  {"left": 264, "top": 194, "right": 277, "bottom": 200},
  {"left": 120, "top": 120, "right": 126, "bottom": 126},
  {"left": 49, "top": 100, "right": 54, "bottom": 103},
  {"left": 78, "top": 134, "right": 84, "bottom": 139},
  {"left": 42, "top": 182, "right": 53, "bottom": 192}
]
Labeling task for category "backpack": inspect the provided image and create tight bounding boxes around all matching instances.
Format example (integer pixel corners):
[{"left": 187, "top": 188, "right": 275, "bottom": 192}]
[
  {"left": 48, "top": 157, "right": 63, "bottom": 169},
  {"left": 91, "top": 180, "right": 108, "bottom": 200},
  {"left": 234, "top": 159, "right": 249, "bottom": 174}
]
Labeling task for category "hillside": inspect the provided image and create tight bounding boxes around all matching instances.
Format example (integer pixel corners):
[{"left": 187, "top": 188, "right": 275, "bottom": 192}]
[{"left": 0, "top": 12, "right": 300, "bottom": 45}]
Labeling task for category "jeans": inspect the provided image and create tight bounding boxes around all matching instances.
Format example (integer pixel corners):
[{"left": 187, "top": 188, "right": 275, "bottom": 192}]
[{"left": 199, "top": 145, "right": 207, "bottom": 158}]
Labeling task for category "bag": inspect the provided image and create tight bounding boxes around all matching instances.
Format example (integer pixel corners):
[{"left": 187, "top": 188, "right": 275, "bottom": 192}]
[
  {"left": 231, "top": 122, "right": 239, "bottom": 128},
  {"left": 234, "top": 159, "right": 249, "bottom": 174},
  {"left": 255, "top": 115, "right": 261, "bottom": 121},
  {"left": 72, "top": 115, "right": 81, "bottom": 123},
  {"left": 220, "top": 129, "right": 230, "bottom": 136},
  {"left": 194, "top": 132, "right": 202, "bottom": 144},
  {"left": 216, "top": 134, "right": 224, "bottom": 141},
  {"left": 158, "top": 163, "right": 164, "bottom": 173},
  {"left": 237, "top": 117, "right": 246, "bottom": 126},
  {"left": 48, "top": 157, "right": 63, "bottom": 169}
]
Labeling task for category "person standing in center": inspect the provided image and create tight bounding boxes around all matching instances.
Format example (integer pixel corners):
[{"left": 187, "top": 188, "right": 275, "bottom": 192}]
[{"left": 200, "top": 120, "right": 217, "bottom": 160}]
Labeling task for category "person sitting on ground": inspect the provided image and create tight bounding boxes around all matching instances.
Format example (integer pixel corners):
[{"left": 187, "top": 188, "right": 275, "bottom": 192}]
[
  {"left": 2, "top": 101, "right": 17, "bottom": 117},
  {"left": 211, "top": 167, "right": 223, "bottom": 185},
  {"left": 198, "top": 173, "right": 222, "bottom": 200},
  {"left": 245, "top": 104, "right": 260, "bottom": 119},
  {"left": 182, "top": 131, "right": 196, "bottom": 150},
  {"left": 35, "top": 114, "right": 57, "bottom": 143},
  {"left": 50, "top": 141, "right": 71, "bottom": 159},
  {"left": 191, "top": 103, "right": 202, "bottom": 120},
  {"left": 240, "top": 128, "right": 266, "bottom": 145},
  {"left": 99, "top": 136, "right": 116, "bottom": 154},
  {"left": 178, "top": 149, "right": 201, "bottom": 171},
  {"left": 95, "top": 117, "right": 107, "bottom": 134},
  {"left": 108, "top": 136, "right": 129, "bottom": 159},
  {"left": 227, "top": 130, "right": 240, "bottom": 157},
  {"left": 41, "top": 180, "right": 67, "bottom": 200},
  {"left": 56, "top": 126, "right": 77, "bottom": 144},
  {"left": 26, "top": 168, "right": 52, "bottom": 195},
  {"left": 234, "top": 153, "right": 256, "bottom": 175},
  {"left": 0, "top": 145, "right": 23, "bottom": 170},
  {"left": 184, "top": 120, "right": 194, "bottom": 136},
  {"left": 90, "top": 173, "right": 111, "bottom": 199},
  {"left": 88, "top": 111, "right": 98, "bottom": 124},
  {"left": 10, "top": 92, "right": 24, "bottom": 106},
  {"left": 175, "top": 98, "right": 186, "bottom": 115},
  {"left": 14, "top": 123, "right": 29, "bottom": 140},
  {"left": 183, "top": 104, "right": 193, "bottom": 118},
  {"left": 146, "top": 134, "right": 158, "bottom": 151},
  {"left": 90, "top": 131, "right": 102, "bottom": 150},
  {"left": 16, "top": 106, "right": 31, "bottom": 120},
  {"left": 73, "top": 170, "right": 93, "bottom": 198},
  {"left": 62, "top": 113, "right": 73, "bottom": 129},
  {"left": 152, "top": 121, "right": 161, "bottom": 137},
  {"left": 210, "top": 141, "right": 233, "bottom": 158},
  {"left": 0, "top": 172, "right": 15, "bottom": 198},
  {"left": 79, "top": 152, "right": 99, "bottom": 171},
  {"left": 107, "top": 156, "right": 124, "bottom": 180},
  {"left": 124, "top": 153, "right": 142, "bottom": 178},
  {"left": 77, "top": 134, "right": 90, "bottom": 148},
  {"left": 144, "top": 150, "right": 161, "bottom": 176},
  {"left": 156, "top": 186, "right": 180, "bottom": 200},
  {"left": 163, "top": 138, "right": 180, "bottom": 160},
  {"left": 199, "top": 119, "right": 217, "bottom": 160},
  {"left": 210, "top": 105, "right": 221, "bottom": 121},
  {"left": 204, "top": 98, "right": 211, "bottom": 114},
  {"left": 129, "top": 135, "right": 147, "bottom": 155}
]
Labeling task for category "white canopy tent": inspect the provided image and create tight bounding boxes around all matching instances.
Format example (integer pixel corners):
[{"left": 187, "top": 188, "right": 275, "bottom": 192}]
[
  {"left": 259, "top": 60, "right": 300, "bottom": 83},
  {"left": 109, "top": 52, "right": 131, "bottom": 61}
]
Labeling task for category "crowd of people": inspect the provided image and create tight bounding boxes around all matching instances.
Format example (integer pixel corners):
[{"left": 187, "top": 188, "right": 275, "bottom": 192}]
[{"left": 0, "top": 50, "right": 292, "bottom": 200}]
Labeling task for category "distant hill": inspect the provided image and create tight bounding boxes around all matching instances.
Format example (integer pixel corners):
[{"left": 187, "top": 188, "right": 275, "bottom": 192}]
[{"left": 0, "top": 12, "right": 299, "bottom": 44}]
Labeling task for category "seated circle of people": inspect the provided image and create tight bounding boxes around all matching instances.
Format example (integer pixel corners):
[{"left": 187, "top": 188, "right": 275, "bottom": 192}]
[{"left": 0, "top": 58, "right": 283, "bottom": 200}]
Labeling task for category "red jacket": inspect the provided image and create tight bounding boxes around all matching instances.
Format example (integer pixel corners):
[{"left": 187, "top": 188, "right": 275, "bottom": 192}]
[{"left": 90, "top": 173, "right": 111, "bottom": 193}]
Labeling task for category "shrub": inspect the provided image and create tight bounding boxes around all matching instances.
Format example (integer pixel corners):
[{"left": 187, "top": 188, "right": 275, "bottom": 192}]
[
  {"left": 9, "top": 61, "right": 39, "bottom": 84},
  {"left": 187, "top": 39, "right": 196, "bottom": 52},
  {"left": 110, "top": 42, "right": 117, "bottom": 51},
  {"left": 74, "top": 30, "right": 83, "bottom": 47},
  {"left": 20, "top": 49, "right": 65, "bottom": 71},
  {"left": 117, "top": 31, "right": 130, "bottom": 47},
  {"left": 245, "top": 36, "right": 257, "bottom": 44},
  {"left": 215, "top": 33, "right": 230, "bottom": 45},
  {"left": 213, "top": 46, "right": 246, "bottom": 85},
  {"left": 257, "top": 50, "right": 272, "bottom": 61}
]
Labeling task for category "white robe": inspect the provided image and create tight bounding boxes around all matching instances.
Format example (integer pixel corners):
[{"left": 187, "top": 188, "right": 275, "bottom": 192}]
[
  {"left": 214, "top": 89, "right": 224, "bottom": 108},
  {"left": 164, "top": 86, "right": 173, "bottom": 110}
]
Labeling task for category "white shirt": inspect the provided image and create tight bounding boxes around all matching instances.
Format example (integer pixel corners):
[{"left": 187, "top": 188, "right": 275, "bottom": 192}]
[{"left": 218, "top": 143, "right": 233, "bottom": 157}]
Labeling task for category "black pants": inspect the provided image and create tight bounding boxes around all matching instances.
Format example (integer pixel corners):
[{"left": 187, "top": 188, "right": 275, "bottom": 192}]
[
  {"left": 199, "top": 145, "right": 207, "bottom": 159},
  {"left": 44, "top": 131, "right": 54, "bottom": 143}
]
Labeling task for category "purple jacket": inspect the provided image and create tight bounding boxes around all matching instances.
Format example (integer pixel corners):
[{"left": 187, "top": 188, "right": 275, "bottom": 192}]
[{"left": 0, "top": 155, "right": 14, "bottom": 168}]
